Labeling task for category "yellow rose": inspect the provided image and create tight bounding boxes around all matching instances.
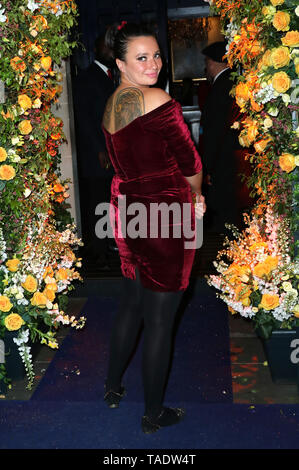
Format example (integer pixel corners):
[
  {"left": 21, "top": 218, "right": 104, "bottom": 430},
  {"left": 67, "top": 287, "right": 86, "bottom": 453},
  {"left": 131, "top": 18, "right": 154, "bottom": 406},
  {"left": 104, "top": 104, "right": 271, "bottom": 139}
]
[
  {"left": 281, "top": 31, "right": 299, "bottom": 47},
  {"left": 272, "top": 71, "right": 291, "bottom": 93},
  {"left": 31, "top": 292, "right": 48, "bottom": 308},
  {"left": 40, "top": 56, "right": 52, "bottom": 71},
  {"left": 22, "top": 275, "right": 38, "bottom": 293},
  {"left": 6, "top": 258, "right": 20, "bottom": 272},
  {"left": 272, "top": 11, "right": 290, "bottom": 32},
  {"left": 43, "top": 287, "right": 56, "bottom": 302},
  {"left": 296, "top": 63, "right": 299, "bottom": 76},
  {"left": 261, "top": 49, "right": 272, "bottom": 68},
  {"left": 0, "top": 165, "right": 16, "bottom": 181},
  {"left": 271, "top": 46, "right": 290, "bottom": 69},
  {"left": 293, "top": 305, "right": 299, "bottom": 318},
  {"left": 18, "top": 120, "right": 32, "bottom": 135},
  {"left": 279, "top": 153, "right": 296, "bottom": 173},
  {"left": 0, "top": 147, "right": 7, "bottom": 162},
  {"left": 0, "top": 295, "right": 13, "bottom": 312},
  {"left": 18, "top": 94, "right": 32, "bottom": 111},
  {"left": 4, "top": 313, "right": 24, "bottom": 331},
  {"left": 270, "top": 0, "right": 284, "bottom": 5},
  {"left": 260, "top": 293, "right": 280, "bottom": 310}
]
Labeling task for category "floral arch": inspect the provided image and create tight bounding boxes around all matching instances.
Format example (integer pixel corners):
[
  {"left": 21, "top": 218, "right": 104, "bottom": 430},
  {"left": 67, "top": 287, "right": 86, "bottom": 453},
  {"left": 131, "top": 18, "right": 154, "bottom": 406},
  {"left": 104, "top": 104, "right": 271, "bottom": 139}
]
[
  {"left": 206, "top": 0, "right": 299, "bottom": 339},
  {"left": 0, "top": 0, "right": 84, "bottom": 389}
]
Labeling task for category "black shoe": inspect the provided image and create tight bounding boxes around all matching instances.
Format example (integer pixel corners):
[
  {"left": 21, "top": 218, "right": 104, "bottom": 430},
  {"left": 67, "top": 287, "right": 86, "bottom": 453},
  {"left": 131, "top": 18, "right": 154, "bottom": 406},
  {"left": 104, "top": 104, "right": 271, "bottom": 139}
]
[
  {"left": 104, "top": 385, "right": 126, "bottom": 408},
  {"left": 141, "top": 407, "right": 185, "bottom": 434}
]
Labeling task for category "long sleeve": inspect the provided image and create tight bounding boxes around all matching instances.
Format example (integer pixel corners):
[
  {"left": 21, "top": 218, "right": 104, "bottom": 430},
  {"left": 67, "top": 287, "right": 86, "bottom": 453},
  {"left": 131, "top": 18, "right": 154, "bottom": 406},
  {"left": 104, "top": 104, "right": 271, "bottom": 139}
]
[{"left": 145, "top": 99, "right": 202, "bottom": 177}]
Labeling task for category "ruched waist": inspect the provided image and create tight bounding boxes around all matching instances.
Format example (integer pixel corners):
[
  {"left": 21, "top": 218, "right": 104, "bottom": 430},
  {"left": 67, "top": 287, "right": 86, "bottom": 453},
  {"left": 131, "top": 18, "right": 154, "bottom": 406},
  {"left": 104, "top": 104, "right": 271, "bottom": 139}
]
[{"left": 111, "top": 170, "right": 190, "bottom": 197}]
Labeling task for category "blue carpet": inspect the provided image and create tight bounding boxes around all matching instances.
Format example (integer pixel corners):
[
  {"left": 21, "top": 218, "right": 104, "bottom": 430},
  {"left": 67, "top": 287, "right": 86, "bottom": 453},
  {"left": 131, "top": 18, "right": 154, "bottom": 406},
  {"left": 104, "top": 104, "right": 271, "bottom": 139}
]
[
  {"left": 2, "top": 280, "right": 299, "bottom": 449},
  {"left": 30, "top": 280, "right": 232, "bottom": 403},
  {"left": 1, "top": 401, "right": 299, "bottom": 449}
]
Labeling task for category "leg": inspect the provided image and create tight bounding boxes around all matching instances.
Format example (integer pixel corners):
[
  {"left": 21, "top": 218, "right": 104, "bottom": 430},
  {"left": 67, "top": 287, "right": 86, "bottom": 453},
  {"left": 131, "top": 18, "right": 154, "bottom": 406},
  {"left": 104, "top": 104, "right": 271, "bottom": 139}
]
[
  {"left": 141, "top": 287, "right": 184, "bottom": 424},
  {"left": 105, "top": 271, "right": 143, "bottom": 395}
]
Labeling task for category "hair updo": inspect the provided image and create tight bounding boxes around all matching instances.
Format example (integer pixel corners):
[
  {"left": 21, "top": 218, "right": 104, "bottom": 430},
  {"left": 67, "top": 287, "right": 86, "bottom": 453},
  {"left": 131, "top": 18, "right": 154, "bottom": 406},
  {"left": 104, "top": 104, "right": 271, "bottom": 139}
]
[{"left": 105, "top": 22, "right": 158, "bottom": 62}]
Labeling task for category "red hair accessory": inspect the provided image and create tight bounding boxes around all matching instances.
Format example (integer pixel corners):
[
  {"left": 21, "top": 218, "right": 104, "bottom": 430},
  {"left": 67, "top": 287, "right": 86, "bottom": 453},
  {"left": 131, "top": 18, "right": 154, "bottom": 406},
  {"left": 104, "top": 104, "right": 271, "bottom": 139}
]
[{"left": 117, "top": 21, "right": 127, "bottom": 31}]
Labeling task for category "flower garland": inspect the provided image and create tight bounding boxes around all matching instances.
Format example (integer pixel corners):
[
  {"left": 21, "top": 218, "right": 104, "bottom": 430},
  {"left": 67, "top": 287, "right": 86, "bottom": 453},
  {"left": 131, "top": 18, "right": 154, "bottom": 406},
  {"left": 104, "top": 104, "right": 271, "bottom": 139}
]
[
  {"left": 204, "top": 0, "right": 299, "bottom": 339},
  {"left": 0, "top": 0, "right": 85, "bottom": 390}
]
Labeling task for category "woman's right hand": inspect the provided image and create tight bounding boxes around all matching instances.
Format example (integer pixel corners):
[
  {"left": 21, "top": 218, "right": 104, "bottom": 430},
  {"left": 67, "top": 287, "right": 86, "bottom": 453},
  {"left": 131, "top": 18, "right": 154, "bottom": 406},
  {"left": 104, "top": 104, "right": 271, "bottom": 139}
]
[{"left": 194, "top": 193, "right": 206, "bottom": 219}]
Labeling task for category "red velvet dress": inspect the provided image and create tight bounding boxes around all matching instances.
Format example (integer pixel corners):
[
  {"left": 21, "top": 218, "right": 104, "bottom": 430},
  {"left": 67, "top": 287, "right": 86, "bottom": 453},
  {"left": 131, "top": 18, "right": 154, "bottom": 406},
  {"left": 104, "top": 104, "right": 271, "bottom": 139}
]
[{"left": 103, "top": 98, "right": 202, "bottom": 292}]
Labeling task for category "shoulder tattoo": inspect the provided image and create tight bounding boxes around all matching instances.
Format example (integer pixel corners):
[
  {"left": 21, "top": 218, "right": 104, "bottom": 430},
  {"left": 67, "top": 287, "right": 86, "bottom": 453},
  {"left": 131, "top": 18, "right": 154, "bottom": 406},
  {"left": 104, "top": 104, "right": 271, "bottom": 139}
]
[
  {"left": 114, "top": 88, "right": 145, "bottom": 131},
  {"left": 103, "top": 96, "right": 113, "bottom": 129}
]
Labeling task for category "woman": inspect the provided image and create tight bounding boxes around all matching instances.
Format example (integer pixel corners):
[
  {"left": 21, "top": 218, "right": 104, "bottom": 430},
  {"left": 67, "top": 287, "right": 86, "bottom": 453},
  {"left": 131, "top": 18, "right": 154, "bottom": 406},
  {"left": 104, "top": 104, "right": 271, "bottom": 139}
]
[{"left": 101, "top": 22, "right": 205, "bottom": 434}]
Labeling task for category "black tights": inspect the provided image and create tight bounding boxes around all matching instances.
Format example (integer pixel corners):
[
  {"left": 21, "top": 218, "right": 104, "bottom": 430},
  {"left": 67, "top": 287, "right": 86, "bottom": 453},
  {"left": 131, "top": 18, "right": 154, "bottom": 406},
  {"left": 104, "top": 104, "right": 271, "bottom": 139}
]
[{"left": 106, "top": 269, "right": 183, "bottom": 418}]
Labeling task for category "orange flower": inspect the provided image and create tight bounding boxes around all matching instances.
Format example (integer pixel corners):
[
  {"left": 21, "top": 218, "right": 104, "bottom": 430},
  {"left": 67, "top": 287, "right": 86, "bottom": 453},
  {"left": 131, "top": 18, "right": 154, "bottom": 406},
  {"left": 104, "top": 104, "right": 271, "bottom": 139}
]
[
  {"left": 53, "top": 183, "right": 64, "bottom": 193},
  {"left": 272, "top": 11, "right": 290, "bottom": 32},
  {"left": 0, "top": 165, "right": 16, "bottom": 181},
  {"left": 272, "top": 71, "right": 291, "bottom": 93},
  {"left": 43, "top": 266, "right": 54, "bottom": 279},
  {"left": 30, "top": 15, "right": 48, "bottom": 32},
  {"left": 235, "top": 82, "right": 251, "bottom": 108},
  {"left": 0, "top": 295, "right": 13, "bottom": 312},
  {"left": 253, "top": 262, "right": 269, "bottom": 278},
  {"left": 264, "top": 256, "right": 278, "bottom": 270},
  {"left": 0, "top": 147, "right": 7, "bottom": 162},
  {"left": 254, "top": 137, "right": 272, "bottom": 154},
  {"left": 271, "top": 46, "right": 290, "bottom": 69},
  {"left": 234, "top": 283, "right": 252, "bottom": 302},
  {"left": 56, "top": 268, "right": 68, "bottom": 281},
  {"left": 279, "top": 153, "right": 296, "bottom": 173},
  {"left": 260, "top": 293, "right": 280, "bottom": 311},
  {"left": 10, "top": 57, "right": 26, "bottom": 72},
  {"left": 281, "top": 31, "right": 299, "bottom": 47},
  {"left": 18, "top": 94, "right": 32, "bottom": 111},
  {"left": 40, "top": 56, "right": 52, "bottom": 71},
  {"left": 270, "top": 0, "right": 284, "bottom": 5},
  {"left": 18, "top": 120, "right": 32, "bottom": 135}
]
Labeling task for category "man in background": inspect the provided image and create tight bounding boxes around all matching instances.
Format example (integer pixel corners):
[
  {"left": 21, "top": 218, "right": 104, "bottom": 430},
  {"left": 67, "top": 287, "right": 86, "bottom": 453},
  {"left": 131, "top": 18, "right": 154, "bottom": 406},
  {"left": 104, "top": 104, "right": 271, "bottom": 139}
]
[
  {"left": 200, "top": 41, "right": 240, "bottom": 234},
  {"left": 73, "top": 35, "right": 116, "bottom": 269}
]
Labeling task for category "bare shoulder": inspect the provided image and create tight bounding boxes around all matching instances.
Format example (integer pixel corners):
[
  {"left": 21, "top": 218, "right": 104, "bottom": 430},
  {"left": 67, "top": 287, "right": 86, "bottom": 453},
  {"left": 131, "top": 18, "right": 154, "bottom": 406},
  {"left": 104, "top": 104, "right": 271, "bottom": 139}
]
[{"left": 143, "top": 88, "right": 172, "bottom": 114}]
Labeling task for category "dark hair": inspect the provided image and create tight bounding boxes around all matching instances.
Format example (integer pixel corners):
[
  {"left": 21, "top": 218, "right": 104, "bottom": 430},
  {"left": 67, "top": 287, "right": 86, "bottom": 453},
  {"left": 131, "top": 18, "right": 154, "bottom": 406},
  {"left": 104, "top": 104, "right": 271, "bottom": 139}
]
[{"left": 105, "top": 22, "right": 157, "bottom": 62}]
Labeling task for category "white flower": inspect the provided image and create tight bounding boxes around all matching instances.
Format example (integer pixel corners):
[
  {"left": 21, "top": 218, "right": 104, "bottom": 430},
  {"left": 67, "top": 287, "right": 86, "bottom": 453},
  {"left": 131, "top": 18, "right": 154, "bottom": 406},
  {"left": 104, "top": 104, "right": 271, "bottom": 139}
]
[
  {"left": 282, "top": 281, "right": 293, "bottom": 292},
  {"left": 295, "top": 5, "right": 299, "bottom": 17},
  {"left": 0, "top": 5, "right": 7, "bottom": 23},
  {"left": 282, "top": 93, "right": 291, "bottom": 105},
  {"left": 267, "top": 105, "right": 279, "bottom": 117},
  {"left": 27, "top": 0, "right": 39, "bottom": 12},
  {"left": 24, "top": 188, "right": 32, "bottom": 198},
  {"left": 295, "top": 155, "right": 299, "bottom": 166}
]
